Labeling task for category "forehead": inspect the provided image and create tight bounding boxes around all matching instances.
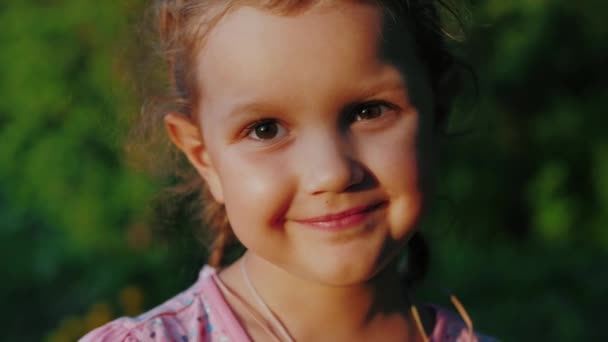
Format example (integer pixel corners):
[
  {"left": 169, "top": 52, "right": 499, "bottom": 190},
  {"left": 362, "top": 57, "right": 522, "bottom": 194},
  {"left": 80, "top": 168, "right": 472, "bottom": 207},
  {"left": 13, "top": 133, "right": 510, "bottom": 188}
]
[{"left": 196, "top": 2, "right": 423, "bottom": 116}]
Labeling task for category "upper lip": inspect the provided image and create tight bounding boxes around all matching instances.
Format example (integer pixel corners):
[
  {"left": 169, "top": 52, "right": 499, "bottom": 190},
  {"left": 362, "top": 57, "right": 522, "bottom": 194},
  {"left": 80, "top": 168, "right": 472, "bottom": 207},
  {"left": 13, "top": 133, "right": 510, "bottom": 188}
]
[{"left": 294, "top": 201, "right": 385, "bottom": 223}]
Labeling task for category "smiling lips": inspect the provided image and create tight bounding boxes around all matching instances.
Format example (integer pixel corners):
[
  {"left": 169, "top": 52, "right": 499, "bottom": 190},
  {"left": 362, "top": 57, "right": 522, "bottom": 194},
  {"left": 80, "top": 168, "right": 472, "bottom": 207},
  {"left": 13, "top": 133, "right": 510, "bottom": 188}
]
[{"left": 294, "top": 201, "right": 386, "bottom": 231}]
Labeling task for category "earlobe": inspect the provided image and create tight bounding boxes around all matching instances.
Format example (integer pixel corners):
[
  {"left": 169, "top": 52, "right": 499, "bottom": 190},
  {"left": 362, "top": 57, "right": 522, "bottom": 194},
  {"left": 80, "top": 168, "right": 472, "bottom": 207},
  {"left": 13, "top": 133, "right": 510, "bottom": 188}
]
[{"left": 163, "top": 113, "right": 224, "bottom": 203}]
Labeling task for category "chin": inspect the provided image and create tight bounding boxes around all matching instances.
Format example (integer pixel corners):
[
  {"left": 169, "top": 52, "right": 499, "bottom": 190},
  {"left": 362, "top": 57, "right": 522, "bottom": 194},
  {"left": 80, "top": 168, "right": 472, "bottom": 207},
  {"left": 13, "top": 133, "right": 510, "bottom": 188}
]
[
  {"left": 292, "top": 249, "right": 394, "bottom": 287},
  {"left": 286, "top": 229, "right": 410, "bottom": 287}
]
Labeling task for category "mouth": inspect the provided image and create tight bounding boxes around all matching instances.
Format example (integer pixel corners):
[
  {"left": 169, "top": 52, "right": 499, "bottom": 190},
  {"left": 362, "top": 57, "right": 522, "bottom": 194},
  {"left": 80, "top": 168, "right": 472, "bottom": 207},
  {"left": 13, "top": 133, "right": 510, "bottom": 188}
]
[{"left": 293, "top": 201, "right": 387, "bottom": 231}]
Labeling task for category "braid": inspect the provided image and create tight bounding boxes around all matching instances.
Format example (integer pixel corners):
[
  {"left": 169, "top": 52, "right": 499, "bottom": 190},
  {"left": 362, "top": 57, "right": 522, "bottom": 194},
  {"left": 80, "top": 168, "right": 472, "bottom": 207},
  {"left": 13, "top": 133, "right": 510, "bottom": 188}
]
[
  {"left": 202, "top": 187, "right": 234, "bottom": 267},
  {"left": 208, "top": 225, "right": 230, "bottom": 267}
]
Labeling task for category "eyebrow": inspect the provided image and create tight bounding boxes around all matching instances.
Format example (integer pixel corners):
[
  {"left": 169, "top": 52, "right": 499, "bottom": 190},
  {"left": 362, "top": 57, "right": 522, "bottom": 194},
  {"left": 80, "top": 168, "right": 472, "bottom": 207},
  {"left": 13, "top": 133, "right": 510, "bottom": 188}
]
[
  {"left": 353, "top": 74, "right": 407, "bottom": 100},
  {"left": 225, "top": 101, "right": 284, "bottom": 123},
  {"left": 225, "top": 72, "right": 407, "bottom": 120}
]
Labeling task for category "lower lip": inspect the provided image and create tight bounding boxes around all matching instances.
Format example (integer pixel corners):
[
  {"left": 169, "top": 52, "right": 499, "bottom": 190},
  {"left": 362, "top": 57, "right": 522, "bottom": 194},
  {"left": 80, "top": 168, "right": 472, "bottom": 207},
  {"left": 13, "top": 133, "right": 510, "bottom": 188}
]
[{"left": 295, "top": 202, "right": 386, "bottom": 232}]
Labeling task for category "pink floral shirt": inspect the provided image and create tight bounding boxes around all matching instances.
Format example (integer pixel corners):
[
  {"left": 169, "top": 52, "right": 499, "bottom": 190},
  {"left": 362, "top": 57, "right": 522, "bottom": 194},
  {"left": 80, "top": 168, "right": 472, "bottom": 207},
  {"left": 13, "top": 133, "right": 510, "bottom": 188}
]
[{"left": 80, "top": 266, "right": 497, "bottom": 341}]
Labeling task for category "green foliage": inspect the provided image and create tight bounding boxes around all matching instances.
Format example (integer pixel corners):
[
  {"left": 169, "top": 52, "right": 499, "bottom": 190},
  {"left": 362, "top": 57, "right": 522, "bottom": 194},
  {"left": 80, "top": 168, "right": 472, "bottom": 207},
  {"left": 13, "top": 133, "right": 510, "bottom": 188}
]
[{"left": 0, "top": 0, "right": 606, "bottom": 341}]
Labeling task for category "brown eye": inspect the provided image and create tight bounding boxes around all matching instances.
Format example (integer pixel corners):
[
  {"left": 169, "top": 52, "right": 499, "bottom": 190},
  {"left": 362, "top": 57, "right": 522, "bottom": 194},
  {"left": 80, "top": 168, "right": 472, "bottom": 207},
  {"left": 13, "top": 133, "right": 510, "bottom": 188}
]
[
  {"left": 352, "top": 102, "right": 390, "bottom": 122},
  {"left": 247, "top": 119, "right": 286, "bottom": 141}
]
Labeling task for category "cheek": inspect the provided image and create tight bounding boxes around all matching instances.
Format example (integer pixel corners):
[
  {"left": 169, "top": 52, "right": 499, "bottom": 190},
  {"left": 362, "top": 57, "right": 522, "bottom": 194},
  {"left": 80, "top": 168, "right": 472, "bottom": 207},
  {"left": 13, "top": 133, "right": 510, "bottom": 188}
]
[
  {"left": 362, "top": 117, "right": 420, "bottom": 192},
  {"left": 360, "top": 117, "right": 423, "bottom": 237},
  {"left": 215, "top": 148, "right": 294, "bottom": 239}
]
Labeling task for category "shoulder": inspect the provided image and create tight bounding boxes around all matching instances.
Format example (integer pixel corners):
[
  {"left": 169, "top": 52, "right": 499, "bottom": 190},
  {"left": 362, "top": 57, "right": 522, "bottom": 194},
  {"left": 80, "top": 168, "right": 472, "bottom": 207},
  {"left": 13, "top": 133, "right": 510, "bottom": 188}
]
[
  {"left": 79, "top": 266, "right": 231, "bottom": 342},
  {"left": 429, "top": 305, "right": 500, "bottom": 342},
  {"left": 79, "top": 317, "right": 143, "bottom": 342}
]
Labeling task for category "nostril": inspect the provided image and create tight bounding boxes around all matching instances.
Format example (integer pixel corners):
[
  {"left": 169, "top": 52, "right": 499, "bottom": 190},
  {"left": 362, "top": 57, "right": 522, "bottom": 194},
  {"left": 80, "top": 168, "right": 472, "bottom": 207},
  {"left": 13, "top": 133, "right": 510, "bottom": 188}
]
[
  {"left": 351, "top": 163, "right": 365, "bottom": 186},
  {"left": 345, "top": 166, "right": 376, "bottom": 192},
  {"left": 305, "top": 157, "right": 368, "bottom": 195},
  {"left": 300, "top": 133, "right": 366, "bottom": 195}
]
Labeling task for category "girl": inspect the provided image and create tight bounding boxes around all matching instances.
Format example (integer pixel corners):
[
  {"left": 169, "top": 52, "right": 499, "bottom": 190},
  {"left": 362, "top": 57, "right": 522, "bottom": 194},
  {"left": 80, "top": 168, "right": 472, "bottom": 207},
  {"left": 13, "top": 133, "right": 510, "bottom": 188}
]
[{"left": 83, "top": 0, "right": 496, "bottom": 341}]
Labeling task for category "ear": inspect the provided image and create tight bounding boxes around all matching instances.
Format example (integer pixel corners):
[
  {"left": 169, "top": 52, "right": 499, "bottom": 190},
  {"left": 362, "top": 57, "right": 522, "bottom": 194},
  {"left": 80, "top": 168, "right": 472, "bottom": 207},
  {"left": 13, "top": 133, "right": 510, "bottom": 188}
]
[{"left": 163, "top": 113, "right": 224, "bottom": 203}]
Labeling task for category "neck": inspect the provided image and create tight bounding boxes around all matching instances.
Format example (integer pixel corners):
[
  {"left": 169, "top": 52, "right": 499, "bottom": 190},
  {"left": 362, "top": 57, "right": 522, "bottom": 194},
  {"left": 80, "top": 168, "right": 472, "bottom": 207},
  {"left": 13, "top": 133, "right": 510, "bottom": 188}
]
[{"left": 227, "top": 252, "right": 420, "bottom": 341}]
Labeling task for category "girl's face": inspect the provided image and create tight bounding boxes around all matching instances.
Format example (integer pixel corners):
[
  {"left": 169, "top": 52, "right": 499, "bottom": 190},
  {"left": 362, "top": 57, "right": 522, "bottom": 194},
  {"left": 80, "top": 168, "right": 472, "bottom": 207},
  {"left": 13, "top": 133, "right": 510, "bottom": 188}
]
[{"left": 170, "top": 2, "right": 434, "bottom": 285}]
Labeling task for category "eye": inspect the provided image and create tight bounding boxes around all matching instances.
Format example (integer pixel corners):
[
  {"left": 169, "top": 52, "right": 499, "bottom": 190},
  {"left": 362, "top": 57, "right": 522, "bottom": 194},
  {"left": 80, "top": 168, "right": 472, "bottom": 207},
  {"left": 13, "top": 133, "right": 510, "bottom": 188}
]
[
  {"left": 245, "top": 119, "right": 286, "bottom": 141},
  {"left": 350, "top": 101, "right": 392, "bottom": 122}
]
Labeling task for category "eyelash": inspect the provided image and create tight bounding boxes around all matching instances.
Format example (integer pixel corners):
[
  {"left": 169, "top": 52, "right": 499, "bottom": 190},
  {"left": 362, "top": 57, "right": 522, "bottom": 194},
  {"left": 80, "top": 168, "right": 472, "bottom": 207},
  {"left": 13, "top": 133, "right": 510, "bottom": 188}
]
[
  {"left": 243, "top": 100, "right": 395, "bottom": 142},
  {"left": 244, "top": 118, "right": 286, "bottom": 141},
  {"left": 347, "top": 100, "right": 394, "bottom": 123}
]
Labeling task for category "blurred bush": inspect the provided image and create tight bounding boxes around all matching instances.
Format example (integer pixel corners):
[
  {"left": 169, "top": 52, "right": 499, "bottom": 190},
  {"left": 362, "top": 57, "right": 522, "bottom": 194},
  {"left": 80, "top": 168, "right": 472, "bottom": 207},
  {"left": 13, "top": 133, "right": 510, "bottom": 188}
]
[
  {"left": 0, "top": 1, "right": 202, "bottom": 340},
  {"left": 0, "top": 0, "right": 606, "bottom": 341}
]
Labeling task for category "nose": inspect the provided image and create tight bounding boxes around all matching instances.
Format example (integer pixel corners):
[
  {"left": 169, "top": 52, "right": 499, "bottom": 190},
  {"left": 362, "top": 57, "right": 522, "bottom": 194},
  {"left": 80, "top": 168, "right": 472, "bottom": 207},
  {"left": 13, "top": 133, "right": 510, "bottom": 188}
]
[{"left": 299, "top": 132, "right": 365, "bottom": 195}]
